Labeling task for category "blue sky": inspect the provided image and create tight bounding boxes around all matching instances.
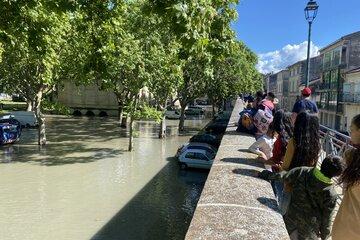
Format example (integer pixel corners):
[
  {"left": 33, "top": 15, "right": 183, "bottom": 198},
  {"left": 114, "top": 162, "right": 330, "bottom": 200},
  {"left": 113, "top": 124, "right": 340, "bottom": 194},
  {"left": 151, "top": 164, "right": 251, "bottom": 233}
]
[{"left": 232, "top": 0, "right": 360, "bottom": 73}]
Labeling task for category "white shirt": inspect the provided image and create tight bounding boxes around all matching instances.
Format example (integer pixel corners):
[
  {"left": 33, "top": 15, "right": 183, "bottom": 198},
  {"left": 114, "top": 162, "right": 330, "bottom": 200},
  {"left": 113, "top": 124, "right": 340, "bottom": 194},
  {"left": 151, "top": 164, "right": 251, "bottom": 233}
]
[{"left": 248, "top": 135, "right": 276, "bottom": 160}]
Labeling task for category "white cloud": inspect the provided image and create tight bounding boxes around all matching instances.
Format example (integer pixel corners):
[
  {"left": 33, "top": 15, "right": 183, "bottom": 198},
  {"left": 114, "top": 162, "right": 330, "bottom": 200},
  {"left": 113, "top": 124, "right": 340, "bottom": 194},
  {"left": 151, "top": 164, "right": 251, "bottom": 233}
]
[{"left": 256, "top": 41, "right": 320, "bottom": 74}]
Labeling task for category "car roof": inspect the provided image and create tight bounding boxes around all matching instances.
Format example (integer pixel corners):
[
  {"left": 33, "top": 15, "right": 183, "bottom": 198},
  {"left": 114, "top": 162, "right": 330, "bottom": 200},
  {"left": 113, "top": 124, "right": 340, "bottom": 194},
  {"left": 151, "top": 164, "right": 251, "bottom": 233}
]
[
  {"left": 187, "top": 142, "right": 215, "bottom": 149},
  {"left": 183, "top": 148, "right": 208, "bottom": 154}
]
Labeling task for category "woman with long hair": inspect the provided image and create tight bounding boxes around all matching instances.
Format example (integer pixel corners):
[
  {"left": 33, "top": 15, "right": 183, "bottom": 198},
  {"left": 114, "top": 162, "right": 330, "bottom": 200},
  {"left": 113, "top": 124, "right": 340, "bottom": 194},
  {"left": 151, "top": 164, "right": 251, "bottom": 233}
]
[
  {"left": 265, "top": 109, "right": 293, "bottom": 171},
  {"left": 332, "top": 114, "right": 360, "bottom": 240},
  {"left": 281, "top": 112, "right": 321, "bottom": 171}
]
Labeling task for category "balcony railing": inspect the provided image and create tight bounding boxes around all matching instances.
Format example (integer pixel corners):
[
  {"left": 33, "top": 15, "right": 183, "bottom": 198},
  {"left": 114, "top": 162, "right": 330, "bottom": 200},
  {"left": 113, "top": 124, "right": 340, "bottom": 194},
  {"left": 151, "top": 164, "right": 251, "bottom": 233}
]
[
  {"left": 339, "top": 93, "right": 360, "bottom": 104},
  {"left": 319, "top": 125, "right": 354, "bottom": 206},
  {"left": 318, "top": 82, "right": 339, "bottom": 90},
  {"left": 317, "top": 102, "right": 338, "bottom": 112}
]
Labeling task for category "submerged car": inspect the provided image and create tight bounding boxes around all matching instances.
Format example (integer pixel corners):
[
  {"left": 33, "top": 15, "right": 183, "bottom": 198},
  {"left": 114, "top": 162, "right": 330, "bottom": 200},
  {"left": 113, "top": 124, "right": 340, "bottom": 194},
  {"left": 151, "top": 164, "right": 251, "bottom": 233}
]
[
  {"left": 165, "top": 109, "right": 181, "bottom": 119},
  {"left": 3, "top": 111, "right": 38, "bottom": 128},
  {"left": 176, "top": 142, "right": 217, "bottom": 158},
  {"left": 178, "top": 148, "right": 215, "bottom": 170},
  {"left": 185, "top": 106, "right": 204, "bottom": 116},
  {"left": 0, "top": 118, "right": 21, "bottom": 145},
  {"left": 189, "top": 133, "right": 221, "bottom": 148}
]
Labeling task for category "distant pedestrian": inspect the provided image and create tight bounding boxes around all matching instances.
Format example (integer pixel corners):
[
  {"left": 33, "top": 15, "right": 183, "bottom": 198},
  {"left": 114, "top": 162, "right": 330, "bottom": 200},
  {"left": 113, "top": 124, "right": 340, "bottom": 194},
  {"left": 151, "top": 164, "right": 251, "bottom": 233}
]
[
  {"left": 291, "top": 87, "right": 318, "bottom": 123},
  {"left": 332, "top": 114, "right": 360, "bottom": 240},
  {"left": 253, "top": 91, "right": 265, "bottom": 109}
]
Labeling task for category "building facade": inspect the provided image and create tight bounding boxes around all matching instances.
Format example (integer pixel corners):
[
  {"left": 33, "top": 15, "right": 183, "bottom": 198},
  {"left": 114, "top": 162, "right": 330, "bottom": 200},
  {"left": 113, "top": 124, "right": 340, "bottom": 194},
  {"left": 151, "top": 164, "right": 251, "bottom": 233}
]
[
  {"left": 58, "top": 82, "right": 152, "bottom": 116},
  {"left": 340, "top": 67, "right": 360, "bottom": 131},
  {"left": 275, "top": 70, "right": 290, "bottom": 110},
  {"left": 287, "top": 60, "right": 306, "bottom": 108},
  {"left": 316, "top": 31, "right": 360, "bottom": 131}
]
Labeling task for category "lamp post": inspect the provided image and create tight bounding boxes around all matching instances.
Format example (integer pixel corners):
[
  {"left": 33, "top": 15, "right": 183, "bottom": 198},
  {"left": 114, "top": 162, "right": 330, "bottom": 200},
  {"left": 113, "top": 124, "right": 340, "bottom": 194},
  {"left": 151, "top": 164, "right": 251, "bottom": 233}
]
[{"left": 304, "top": 0, "right": 319, "bottom": 87}]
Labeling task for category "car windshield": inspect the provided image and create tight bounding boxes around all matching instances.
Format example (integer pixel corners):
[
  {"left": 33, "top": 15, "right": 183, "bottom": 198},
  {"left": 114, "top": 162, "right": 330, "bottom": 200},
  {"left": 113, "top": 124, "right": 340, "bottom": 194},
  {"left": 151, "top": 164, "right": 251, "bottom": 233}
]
[
  {"left": 205, "top": 151, "right": 215, "bottom": 160},
  {"left": 188, "top": 146, "right": 212, "bottom": 152}
]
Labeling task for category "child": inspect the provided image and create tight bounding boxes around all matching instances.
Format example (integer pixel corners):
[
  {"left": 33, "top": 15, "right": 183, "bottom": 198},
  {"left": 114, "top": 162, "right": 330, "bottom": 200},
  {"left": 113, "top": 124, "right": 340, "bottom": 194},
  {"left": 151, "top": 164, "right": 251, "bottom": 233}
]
[
  {"left": 248, "top": 123, "right": 276, "bottom": 161},
  {"left": 260, "top": 155, "right": 344, "bottom": 240},
  {"left": 332, "top": 114, "right": 360, "bottom": 240}
]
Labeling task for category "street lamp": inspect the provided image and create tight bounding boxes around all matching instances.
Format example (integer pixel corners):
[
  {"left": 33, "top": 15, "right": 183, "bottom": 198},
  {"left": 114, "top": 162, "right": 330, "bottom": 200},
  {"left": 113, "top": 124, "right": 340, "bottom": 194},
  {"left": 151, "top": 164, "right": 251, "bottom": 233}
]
[{"left": 304, "top": 0, "right": 319, "bottom": 87}]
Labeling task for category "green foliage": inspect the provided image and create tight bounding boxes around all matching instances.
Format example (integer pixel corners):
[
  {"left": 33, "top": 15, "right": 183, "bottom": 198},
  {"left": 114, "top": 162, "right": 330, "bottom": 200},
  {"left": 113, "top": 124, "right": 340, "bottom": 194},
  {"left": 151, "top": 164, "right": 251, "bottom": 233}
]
[
  {"left": 125, "top": 104, "right": 163, "bottom": 123},
  {"left": 41, "top": 100, "right": 71, "bottom": 115},
  {"left": 0, "top": 0, "right": 262, "bottom": 144},
  {"left": 0, "top": 0, "right": 71, "bottom": 108}
]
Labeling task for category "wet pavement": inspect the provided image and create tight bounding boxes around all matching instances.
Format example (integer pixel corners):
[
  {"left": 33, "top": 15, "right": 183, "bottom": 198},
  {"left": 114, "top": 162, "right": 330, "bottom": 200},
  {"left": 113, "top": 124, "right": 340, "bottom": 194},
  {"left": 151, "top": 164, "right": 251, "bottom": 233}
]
[{"left": 0, "top": 116, "right": 209, "bottom": 240}]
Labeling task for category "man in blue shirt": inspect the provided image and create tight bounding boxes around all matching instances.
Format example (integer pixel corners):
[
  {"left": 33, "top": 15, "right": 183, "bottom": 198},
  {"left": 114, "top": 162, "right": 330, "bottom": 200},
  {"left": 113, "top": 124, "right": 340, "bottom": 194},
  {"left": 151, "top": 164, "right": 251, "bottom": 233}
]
[{"left": 291, "top": 87, "right": 318, "bottom": 123}]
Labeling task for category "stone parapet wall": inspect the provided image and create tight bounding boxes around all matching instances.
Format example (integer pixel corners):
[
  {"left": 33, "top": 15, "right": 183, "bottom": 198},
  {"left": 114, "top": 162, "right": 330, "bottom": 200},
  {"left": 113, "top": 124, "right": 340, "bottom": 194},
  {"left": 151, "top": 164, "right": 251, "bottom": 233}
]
[{"left": 185, "top": 99, "right": 289, "bottom": 240}]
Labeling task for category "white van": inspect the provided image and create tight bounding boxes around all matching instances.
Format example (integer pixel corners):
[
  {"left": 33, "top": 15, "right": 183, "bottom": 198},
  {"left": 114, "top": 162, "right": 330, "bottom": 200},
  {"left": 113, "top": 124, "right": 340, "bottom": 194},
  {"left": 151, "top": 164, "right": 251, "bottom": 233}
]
[{"left": 4, "top": 111, "right": 38, "bottom": 127}]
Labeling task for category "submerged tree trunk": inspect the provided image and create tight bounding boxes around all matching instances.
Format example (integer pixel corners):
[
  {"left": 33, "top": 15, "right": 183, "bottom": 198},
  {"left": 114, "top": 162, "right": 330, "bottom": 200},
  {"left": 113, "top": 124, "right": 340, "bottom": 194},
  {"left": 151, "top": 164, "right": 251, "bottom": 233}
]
[
  {"left": 26, "top": 99, "right": 34, "bottom": 111},
  {"left": 212, "top": 103, "right": 216, "bottom": 117},
  {"left": 117, "top": 101, "right": 124, "bottom": 122},
  {"left": 178, "top": 103, "right": 186, "bottom": 133},
  {"left": 159, "top": 116, "right": 166, "bottom": 139},
  {"left": 121, "top": 115, "right": 127, "bottom": 128},
  {"left": 33, "top": 89, "right": 46, "bottom": 146},
  {"left": 128, "top": 116, "right": 134, "bottom": 151}
]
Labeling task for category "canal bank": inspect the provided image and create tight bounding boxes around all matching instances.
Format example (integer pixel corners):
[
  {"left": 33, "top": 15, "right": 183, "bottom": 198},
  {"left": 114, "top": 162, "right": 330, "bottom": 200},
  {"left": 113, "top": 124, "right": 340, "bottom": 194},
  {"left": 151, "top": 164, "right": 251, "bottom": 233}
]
[
  {"left": 0, "top": 117, "right": 209, "bottom": 240},
  {"left": 185, "top": 99, "right": 289, "bottom": 240}
]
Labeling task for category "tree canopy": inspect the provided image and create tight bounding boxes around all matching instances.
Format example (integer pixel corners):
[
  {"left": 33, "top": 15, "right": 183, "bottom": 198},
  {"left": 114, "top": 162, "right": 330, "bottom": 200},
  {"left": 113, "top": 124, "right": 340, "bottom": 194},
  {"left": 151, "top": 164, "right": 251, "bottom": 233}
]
[{"left": 0, "top": 0, "right": 262, "bottom": 147}]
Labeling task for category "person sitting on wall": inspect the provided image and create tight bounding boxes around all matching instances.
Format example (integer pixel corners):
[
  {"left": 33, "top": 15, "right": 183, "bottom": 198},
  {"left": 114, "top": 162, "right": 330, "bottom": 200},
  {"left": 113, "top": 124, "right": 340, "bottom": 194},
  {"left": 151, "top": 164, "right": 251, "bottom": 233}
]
[{"left": 291, "top": 87, "right": 318, "bottom": 123}]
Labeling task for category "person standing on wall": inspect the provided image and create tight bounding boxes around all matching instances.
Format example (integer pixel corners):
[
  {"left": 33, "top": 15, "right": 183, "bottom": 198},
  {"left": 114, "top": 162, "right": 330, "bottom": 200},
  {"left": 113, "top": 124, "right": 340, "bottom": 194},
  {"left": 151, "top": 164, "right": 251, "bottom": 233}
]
[{"left": 291, "top": 87, "right": 318, "bottom": 124}]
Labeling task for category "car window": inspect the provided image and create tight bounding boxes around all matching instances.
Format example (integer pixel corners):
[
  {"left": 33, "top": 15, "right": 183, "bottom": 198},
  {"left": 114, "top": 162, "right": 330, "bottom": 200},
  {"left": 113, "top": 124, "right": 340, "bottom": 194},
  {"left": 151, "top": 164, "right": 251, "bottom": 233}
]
[
  {"left": 205, "top": 151, "right": 214, "bottom": 160},
  {"left": 185, "top": 152, "right": 195, "bottom": 158},
  {"left": 188, "top": 146, "right": 215, "bottom": 154},
  {"left": 194, "top": 153, "right": 208, "bottom": 161}
]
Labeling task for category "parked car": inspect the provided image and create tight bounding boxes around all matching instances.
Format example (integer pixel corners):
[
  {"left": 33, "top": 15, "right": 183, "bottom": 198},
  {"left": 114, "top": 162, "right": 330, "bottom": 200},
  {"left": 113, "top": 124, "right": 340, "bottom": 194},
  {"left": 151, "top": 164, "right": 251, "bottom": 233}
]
[
  {"left": 178, "top": 148, "right": 215, "bottom": 169},
  {"left": 165, "top": 109, "right": 181, "bottom": 119},
  {"left": 1, "top": 111, "right": 38, "bottom": 128},
  {"left": 195, "top": 99, "right": 209, "bottom": 105},
  {"left": 0, "top": 118, "right": 21, "bottom": 145},
  {"left": 189, "top": 133, "right": 221, "bottom": 148},
  {"left": 176, "top": 142, "right": 217, "bottom": 158},
  {"left": 11, "top": 94, "right": 26, "bottom": 102},
  {"left": 185, "top": 106, "right": 204, "bottom": 116},
  {"left": 204, "top": 122, "right": 227, "bottom": 134}
]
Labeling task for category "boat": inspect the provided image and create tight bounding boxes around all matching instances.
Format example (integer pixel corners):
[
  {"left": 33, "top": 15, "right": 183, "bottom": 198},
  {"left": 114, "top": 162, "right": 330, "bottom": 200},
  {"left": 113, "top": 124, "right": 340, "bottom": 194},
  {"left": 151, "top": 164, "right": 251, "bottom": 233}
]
[{"left": 0, "top": 118, "right": 21, "bottom": 145}]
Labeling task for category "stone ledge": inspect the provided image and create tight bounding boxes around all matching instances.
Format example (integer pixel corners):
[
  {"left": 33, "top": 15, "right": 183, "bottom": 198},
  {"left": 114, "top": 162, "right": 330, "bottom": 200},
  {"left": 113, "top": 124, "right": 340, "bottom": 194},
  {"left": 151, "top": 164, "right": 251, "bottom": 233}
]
[{"left": 185, "top": 99, "right": 289, "bottom": 240}]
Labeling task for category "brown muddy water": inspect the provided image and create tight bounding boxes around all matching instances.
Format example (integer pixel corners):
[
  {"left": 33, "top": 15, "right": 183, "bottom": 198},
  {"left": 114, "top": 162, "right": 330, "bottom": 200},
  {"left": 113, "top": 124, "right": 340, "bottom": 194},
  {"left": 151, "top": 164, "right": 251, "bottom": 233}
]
[{"left": 0, "top": 116, "right": 209, "bottom": 240}]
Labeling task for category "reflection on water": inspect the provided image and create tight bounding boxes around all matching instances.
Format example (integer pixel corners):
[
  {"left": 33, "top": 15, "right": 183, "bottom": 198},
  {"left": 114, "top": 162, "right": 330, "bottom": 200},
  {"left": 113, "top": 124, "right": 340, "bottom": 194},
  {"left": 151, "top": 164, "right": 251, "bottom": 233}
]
[{"left": 0, "top": 116, "right": 209, "bottom": 240}]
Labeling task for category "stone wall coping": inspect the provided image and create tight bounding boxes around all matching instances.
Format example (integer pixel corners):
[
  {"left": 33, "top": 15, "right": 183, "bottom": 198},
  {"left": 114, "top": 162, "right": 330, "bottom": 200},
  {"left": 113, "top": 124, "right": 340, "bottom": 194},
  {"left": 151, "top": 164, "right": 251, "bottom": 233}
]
[{"left": 185, "top": 98, "right": 289, "bottom": 240}]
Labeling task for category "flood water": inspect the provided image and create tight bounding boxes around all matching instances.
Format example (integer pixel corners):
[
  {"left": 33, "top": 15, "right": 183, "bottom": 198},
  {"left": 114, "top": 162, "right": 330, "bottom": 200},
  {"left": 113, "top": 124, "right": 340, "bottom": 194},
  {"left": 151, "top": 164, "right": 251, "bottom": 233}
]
[{"left": 0, "top": 116, "right": 209, "bottom": 240}]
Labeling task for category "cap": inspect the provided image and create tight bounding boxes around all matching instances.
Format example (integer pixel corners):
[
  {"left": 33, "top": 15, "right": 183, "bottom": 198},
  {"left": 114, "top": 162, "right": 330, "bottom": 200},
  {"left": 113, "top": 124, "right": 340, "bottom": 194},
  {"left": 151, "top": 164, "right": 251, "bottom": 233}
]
[{"left": 302, "top": 87, "right": 312, "bottom": 96}]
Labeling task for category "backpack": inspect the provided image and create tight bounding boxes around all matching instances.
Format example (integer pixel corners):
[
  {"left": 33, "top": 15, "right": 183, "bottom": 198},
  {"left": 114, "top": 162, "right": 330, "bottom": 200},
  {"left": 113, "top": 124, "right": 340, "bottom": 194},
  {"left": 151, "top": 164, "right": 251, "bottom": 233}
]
[{"left": 253, "top": 109, "right": 273, "bottom": 134}]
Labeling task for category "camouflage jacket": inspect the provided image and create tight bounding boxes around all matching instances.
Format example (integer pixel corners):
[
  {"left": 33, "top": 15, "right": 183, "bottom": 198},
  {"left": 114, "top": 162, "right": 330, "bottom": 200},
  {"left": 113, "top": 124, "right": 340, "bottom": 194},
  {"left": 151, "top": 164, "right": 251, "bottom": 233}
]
[{"left": 283, "top": 167, "right": 338, "bottom": 240}]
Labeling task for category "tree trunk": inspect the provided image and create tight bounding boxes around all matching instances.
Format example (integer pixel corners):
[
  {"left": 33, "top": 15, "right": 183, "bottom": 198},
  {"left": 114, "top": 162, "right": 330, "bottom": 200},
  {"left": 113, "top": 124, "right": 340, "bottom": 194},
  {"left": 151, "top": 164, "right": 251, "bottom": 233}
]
[
  {"left": 212, "top": 103, "right": 216, "bottom": 117},
  {"left": 128, "top": 116, "right": 134, "bottom": 151},
  {"left": 33, "top": 90, "right": 46, "bottom": 146},
  {"left": 26, "top": 99, "right": 34, "bottom": 111},
  {"left": 178, "top": 103, "right": 186, "bottom": 133},
  {"left": 159, "top": 116, "right": 166, "bottom": 139},
  {"left": 118, "top": 101, "right": 123, "bottom": 122},
  {"left": 121, "top": 115, "right": 127, "bottom": 128}
]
